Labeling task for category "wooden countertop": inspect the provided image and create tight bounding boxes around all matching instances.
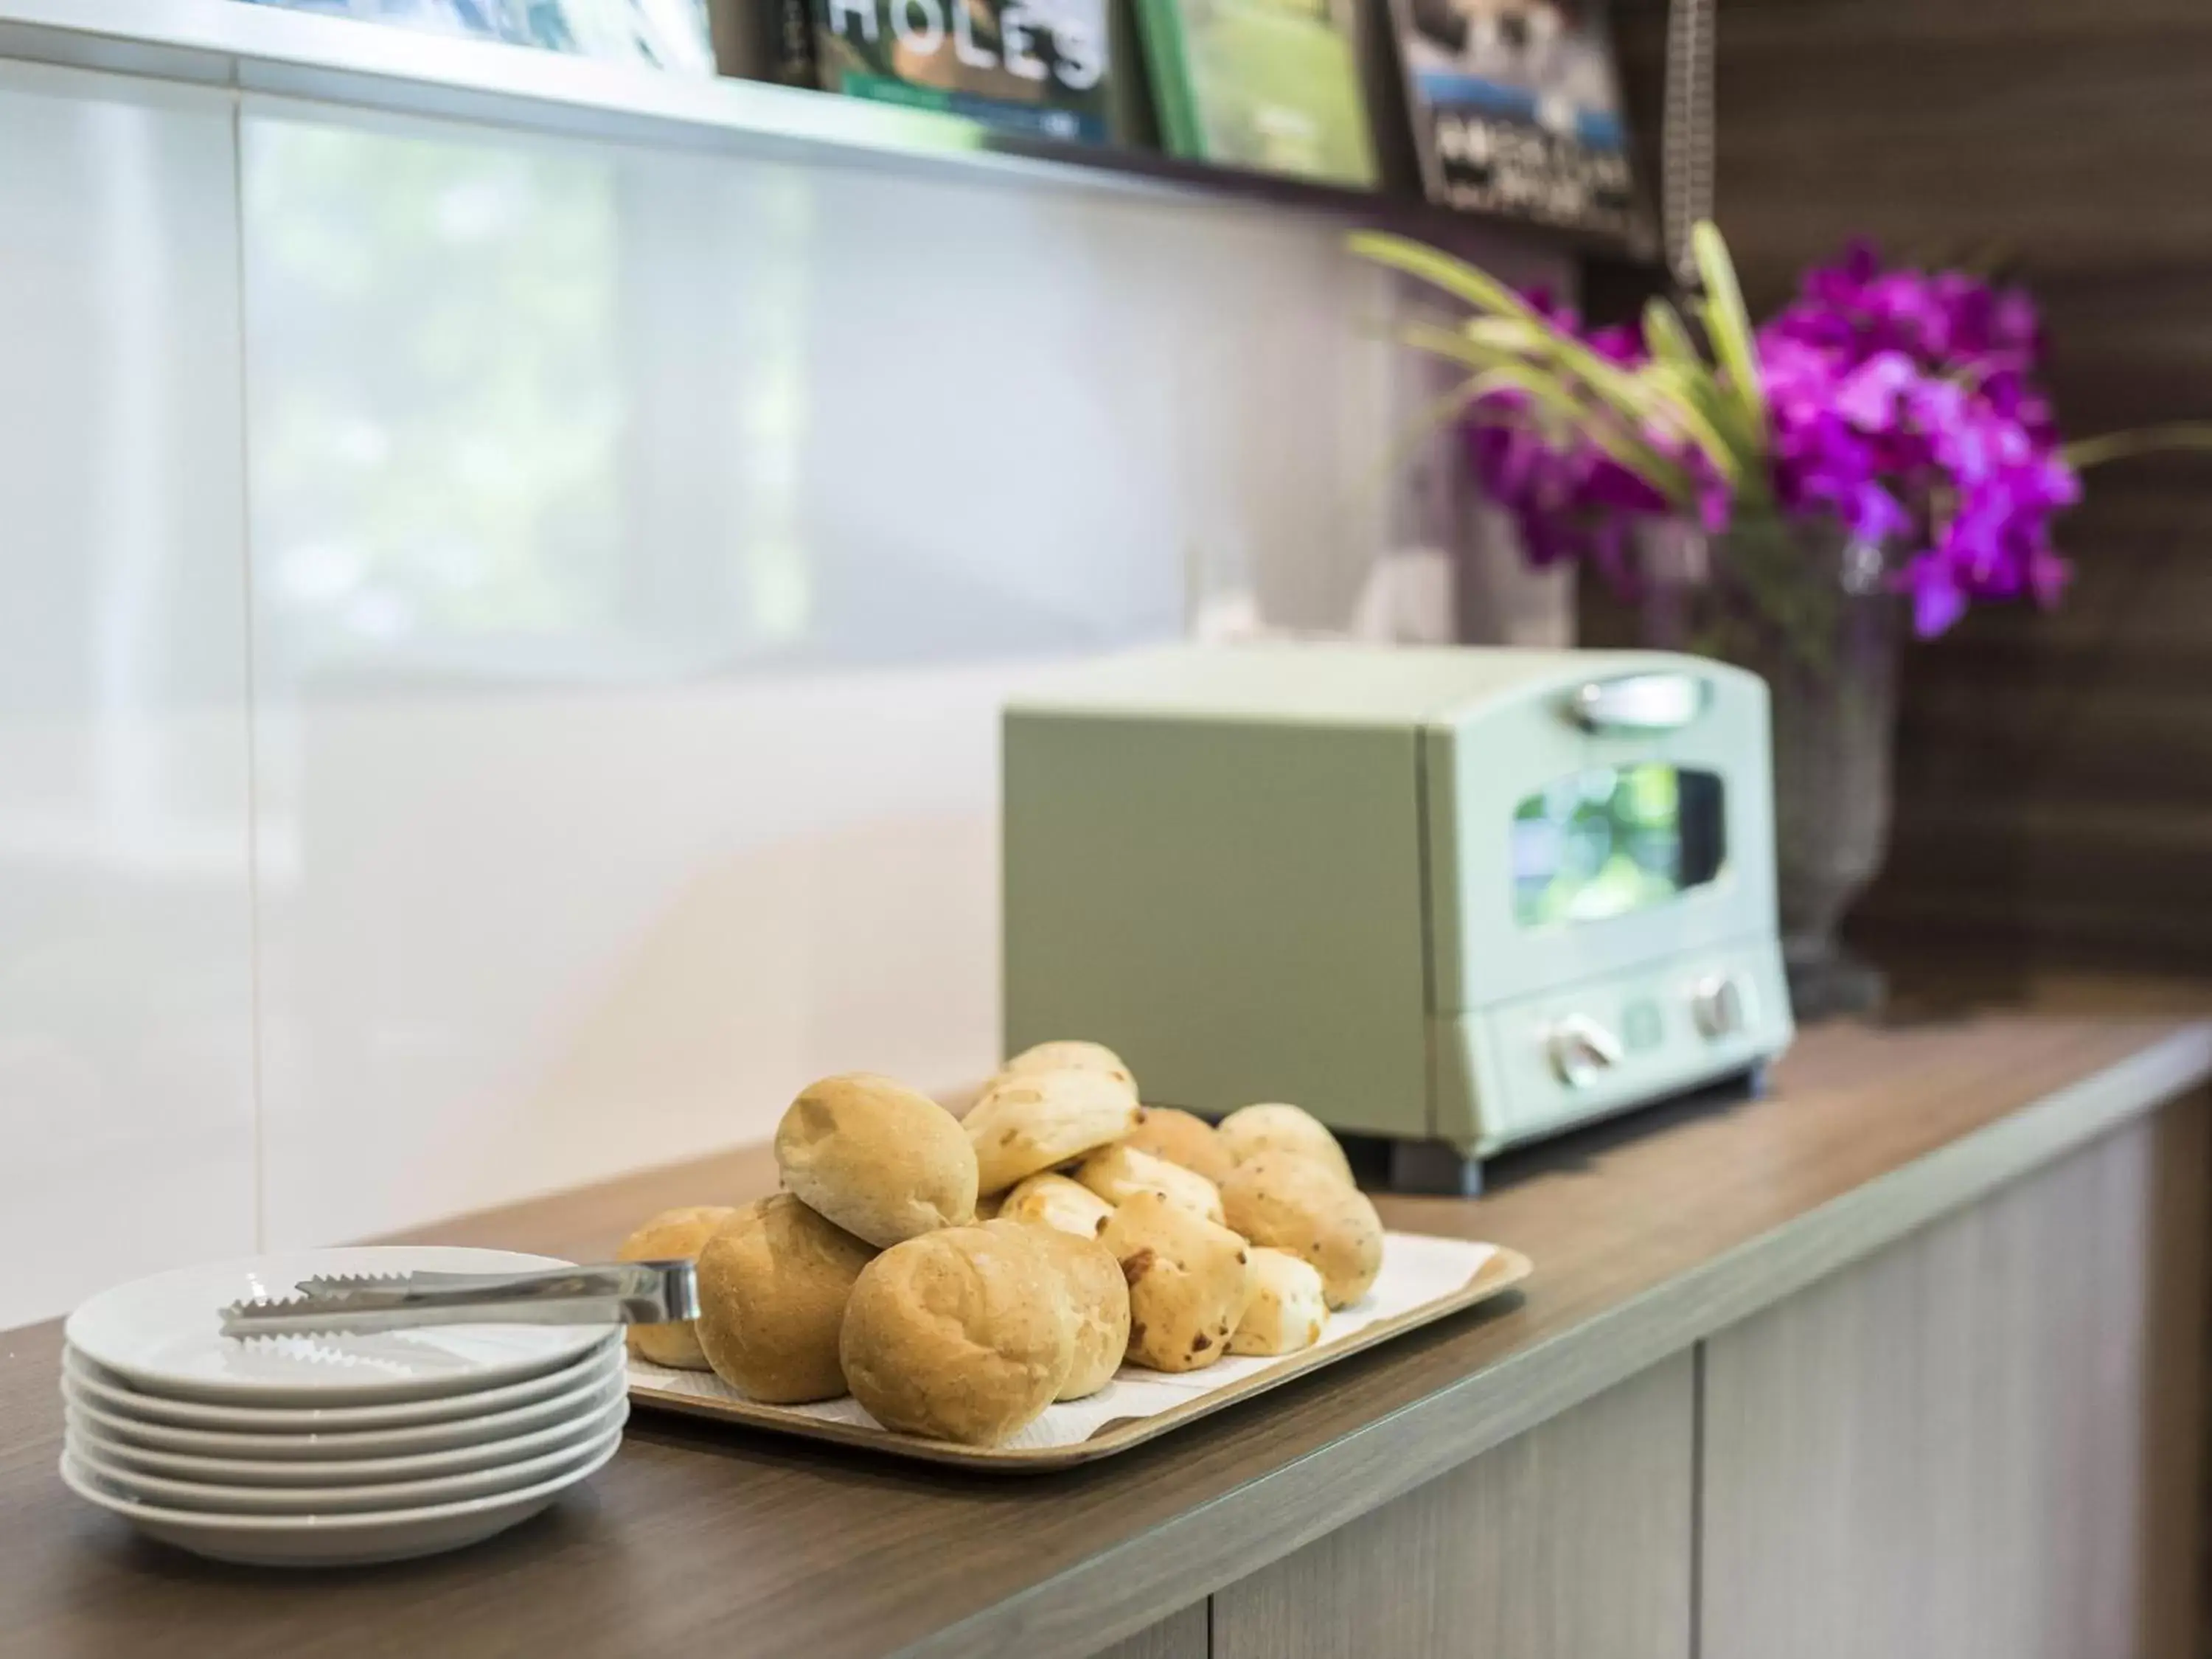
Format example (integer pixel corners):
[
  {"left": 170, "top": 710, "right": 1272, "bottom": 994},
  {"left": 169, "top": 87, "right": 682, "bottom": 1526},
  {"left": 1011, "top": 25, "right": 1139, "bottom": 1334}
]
[{"left": 6, "top": 1013, "right": 2210, "bottom": 1659}]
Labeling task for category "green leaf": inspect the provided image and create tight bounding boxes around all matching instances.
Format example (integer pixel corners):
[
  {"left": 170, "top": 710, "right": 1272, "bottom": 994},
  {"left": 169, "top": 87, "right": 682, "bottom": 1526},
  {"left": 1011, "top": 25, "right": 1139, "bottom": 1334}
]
[
  {"left": 1399, "top": 321, "right": 1630, "bottom": 427},
  {"left": 1361, "top": 372, "right": 1514, "bottom": 488},
  {"left": 1463, "top": 316, "right": 1548, "bottom": 351},
  {"left": 2062, "top": 422, "right": 2212, "bottom": 469},
  {"left": 1473, "top": 366, "right": 1697, "bottom": 504},
  {"left": 1629, "top": 375, "right": 1742, "bottom": 484},
  {"left": 1347, "top": 231, "right": 1548, "bottom": 326},
  {"left": 1353, "top": 228, "right": 1751, "bottom": 511},
  {"left": 1396, "top": 320, "right": 1545, "bottom": 376},
  {"left": 1404, "top": 328, "right": 1704, "bottom": 502},
  {"left": 1354, "top": 232, "right": 1708, "bottom": 449},
  {"left": 1638, "top": 302, "right": 1739, "bottom": 439},
  {"left": 1641, "top": 297, "right": 1703, "bottom": 374},
  {"left": 1690, "top": 221, "right": 1770, "bottom": 445}
]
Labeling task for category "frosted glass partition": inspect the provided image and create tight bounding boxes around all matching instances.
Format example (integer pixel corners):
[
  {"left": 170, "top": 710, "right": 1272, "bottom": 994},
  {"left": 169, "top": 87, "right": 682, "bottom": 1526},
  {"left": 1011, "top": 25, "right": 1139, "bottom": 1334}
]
[
  {"left": 0, "top": 62, "right": 254, "bottom": 1329},
  {"left": 238, "top": 100, "right": 1416, "bottom": 1242},
  {"left": 0, "top": 46, "right": 1570, "bottom": 1315},
  {"left": 237, "top": 100, "right": 1391, "bottom": 683}
]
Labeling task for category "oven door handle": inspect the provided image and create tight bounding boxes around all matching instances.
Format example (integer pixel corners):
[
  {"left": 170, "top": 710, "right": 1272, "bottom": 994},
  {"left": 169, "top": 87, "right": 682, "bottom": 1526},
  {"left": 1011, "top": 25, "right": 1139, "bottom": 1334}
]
[{"left": 1567, "top": 672, "right": 1711, "bottom": 734}]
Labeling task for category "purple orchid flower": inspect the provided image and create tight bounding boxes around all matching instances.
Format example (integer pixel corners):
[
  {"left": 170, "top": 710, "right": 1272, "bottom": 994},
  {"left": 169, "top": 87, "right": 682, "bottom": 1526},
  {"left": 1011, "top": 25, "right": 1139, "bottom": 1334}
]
[{"left": 1457, "top": 240, "right": 2081, "bottom": 637}]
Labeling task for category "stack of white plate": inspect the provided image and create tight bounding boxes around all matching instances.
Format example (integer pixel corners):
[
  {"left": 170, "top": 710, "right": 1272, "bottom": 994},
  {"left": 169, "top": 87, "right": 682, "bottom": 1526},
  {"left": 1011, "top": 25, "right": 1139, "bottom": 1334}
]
[{"left": 60, "top": 1247, "right": 629, "bottom": 1568}]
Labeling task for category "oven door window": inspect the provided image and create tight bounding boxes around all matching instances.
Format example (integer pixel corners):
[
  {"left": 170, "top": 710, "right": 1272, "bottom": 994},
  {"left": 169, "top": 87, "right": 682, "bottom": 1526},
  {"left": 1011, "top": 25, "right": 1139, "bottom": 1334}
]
[{"left": 1510, "top": 765, "right": 1725, "bottom": 927}]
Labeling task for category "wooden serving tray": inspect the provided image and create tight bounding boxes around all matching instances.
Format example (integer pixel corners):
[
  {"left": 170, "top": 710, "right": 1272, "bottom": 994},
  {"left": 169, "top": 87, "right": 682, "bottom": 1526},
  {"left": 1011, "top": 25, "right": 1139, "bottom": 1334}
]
[{"left": 626, "top": 1232, "right": 1530, "bottom": 1471}]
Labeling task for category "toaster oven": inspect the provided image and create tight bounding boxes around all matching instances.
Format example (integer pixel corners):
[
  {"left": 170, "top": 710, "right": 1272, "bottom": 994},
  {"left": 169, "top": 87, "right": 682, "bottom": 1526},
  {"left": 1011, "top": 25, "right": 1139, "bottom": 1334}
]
[{"left": 1002, "top": 642, "right": 1792, "bottom": 1191}]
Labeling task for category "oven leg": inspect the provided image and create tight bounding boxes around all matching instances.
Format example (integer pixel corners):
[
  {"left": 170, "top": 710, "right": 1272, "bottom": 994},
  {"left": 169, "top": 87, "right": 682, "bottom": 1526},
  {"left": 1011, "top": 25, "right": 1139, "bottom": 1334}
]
[{"left": 1386, "top": 1139, "right": 1485, "bottom": 1197}]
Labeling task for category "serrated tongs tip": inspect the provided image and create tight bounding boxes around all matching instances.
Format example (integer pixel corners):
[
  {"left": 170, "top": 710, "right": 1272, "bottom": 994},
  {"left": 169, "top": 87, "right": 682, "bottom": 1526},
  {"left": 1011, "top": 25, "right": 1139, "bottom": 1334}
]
[{"left": 218, "top": 1259, "right": 698, "bottom": 1339}]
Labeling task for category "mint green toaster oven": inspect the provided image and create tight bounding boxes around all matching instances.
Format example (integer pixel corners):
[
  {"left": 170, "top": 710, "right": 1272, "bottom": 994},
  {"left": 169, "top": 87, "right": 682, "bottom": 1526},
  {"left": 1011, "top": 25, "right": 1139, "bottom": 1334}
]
[{"left": 1002, "top": 643, "right": 1792, "bottom": 1189}]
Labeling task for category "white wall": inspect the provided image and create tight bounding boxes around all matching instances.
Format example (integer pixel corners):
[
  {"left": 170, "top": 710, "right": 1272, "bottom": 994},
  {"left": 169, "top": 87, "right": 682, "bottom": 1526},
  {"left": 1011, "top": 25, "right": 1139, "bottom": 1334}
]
[{"left": 0, "top": 55, "right": 1564, "bottom": 1326}]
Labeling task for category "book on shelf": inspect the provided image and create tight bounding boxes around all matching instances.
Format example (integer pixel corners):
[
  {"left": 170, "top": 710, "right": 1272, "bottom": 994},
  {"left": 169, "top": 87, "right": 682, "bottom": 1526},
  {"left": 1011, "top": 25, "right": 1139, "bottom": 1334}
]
[
  {"left": 805, "top": 0, "right": 1117, "bottom": 142},
  {"left": 707, "top": 0, "right": 819, "bottom": 85},
  {"left": 1135, "top": 0, "right": 1376, "bottom": 187},
  {"left": 1383, "top": 0, "right": 1634, "bottom": 234},
  {"left": 240, "top": 0, "right": 718, "bottom": 73}
]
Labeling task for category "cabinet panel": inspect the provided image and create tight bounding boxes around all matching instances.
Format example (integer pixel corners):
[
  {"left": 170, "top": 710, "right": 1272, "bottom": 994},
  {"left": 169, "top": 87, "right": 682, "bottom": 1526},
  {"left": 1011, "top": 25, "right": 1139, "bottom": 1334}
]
[
  {"left": 1700, "top": 1101, "right": 2210, "bottom": 1659},
  {"left": 1088, "top": 1601, "right": 1207, "bottom": 1659},
  {"left": 1211, "top": 1353, "right": 1695, "bottom": 1659}
]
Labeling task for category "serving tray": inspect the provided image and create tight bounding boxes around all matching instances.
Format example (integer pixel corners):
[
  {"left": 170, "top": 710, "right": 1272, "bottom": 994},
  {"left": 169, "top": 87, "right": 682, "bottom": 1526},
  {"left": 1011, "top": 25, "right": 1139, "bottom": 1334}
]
[{"left": 626, "top": 1231, "right": 1529, "bottom": 1471}]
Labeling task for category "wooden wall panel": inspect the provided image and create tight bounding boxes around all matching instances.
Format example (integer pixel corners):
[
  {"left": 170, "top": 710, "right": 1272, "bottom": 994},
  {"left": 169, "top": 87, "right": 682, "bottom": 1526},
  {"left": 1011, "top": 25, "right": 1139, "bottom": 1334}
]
[
  {"left": 1603, "top": 0, "right": 2212, "bottom": 975},
  {"left": 1210, "top": 1354, "right": 1695, "bottom": 1659},
  {"left": 1699, "top": 1100, "right": 2211, "bottom": 1659}
]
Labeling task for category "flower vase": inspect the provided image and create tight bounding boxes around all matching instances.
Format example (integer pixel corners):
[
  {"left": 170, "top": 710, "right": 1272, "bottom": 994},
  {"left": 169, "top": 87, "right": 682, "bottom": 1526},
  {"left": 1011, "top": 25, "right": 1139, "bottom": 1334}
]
[{"left": 1639, "top": 514, "right": 1902, "bottom": 1020}]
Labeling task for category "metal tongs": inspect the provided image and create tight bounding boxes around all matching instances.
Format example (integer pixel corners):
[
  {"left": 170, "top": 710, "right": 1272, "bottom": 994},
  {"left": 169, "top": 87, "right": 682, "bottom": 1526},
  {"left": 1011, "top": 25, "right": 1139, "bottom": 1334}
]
[{"left": 218, "top": 1261, "right": 699, "bottom": 1340}]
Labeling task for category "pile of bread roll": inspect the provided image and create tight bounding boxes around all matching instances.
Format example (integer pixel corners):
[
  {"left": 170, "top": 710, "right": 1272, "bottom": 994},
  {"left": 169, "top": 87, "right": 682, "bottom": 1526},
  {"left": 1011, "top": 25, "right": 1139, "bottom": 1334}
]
[{"left": 616, "top": 1040, "right": 1385, "bottom": 1447}]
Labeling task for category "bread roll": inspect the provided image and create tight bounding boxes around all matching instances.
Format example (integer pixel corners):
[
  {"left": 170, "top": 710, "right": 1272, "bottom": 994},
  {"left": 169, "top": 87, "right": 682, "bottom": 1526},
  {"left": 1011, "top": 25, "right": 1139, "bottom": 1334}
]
[
  {"left": 984, "top": 1219, "right": 1129, "bottom": 1399},
  {"left": 1220, "top": 1150, "right": 1384, "bottom": 1308},
  {"left": 1072, "top": 1143, "right": 1225, "bottom": 1225},
  {"left": 1228, "top": 1247, "right": 1329, "bottom": 1357},
  {"left": 1124, "top": 1106, "right": 1234, "bottom": 1186},
  {"left": 1099, "top": 1192, "right": 1251, "bottom": 1373},
  {"left": 1216, "top": 1102, "right": 1354, "bottom": 1186},
  {"left": 838, "top": 1225, "right": 1074, "bottom": 1444},
  {"left": 999, "top": 1040, "right": 1137, "bottom": 1097},
  {"left": 1000, "top": 1172, "right": 1116, "bottom": 1239},
  {"left": 773, "top": 1073, "right": 978, "bottom": 1248},
  {"left": 694, "top": 1194, "right": 874, "bottom": 1403},
  {"left": 616, "top": 1205, "right": 740, "bottom": 1370},
  {"left": 964, "top": 1068, "right": 1141, "bottom": 1195}
]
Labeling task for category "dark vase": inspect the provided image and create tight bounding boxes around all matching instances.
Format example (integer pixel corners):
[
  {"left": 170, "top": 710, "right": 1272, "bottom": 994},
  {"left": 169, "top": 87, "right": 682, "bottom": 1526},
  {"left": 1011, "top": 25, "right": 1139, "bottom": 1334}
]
[{"left": 1638, "top": 512, "right": 1902, "bottom": 1019}]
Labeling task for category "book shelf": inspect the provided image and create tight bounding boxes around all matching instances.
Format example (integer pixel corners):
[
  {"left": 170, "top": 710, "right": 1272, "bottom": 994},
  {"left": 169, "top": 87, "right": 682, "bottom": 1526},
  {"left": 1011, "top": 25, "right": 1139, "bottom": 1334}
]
[{"left": 0, "top": 0, "right": 1639, "bottom": 252}]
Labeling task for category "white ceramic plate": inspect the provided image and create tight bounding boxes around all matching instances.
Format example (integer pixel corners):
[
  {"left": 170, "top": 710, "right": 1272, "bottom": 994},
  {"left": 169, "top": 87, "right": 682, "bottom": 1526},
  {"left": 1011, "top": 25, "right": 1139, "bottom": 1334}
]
[
  {"left": 62, "top": 1337, "right": 624, "bottom": 1437},
  {"left": 66, "top": 1407, "right": 625, "bottom": 1514},
  {"left": 60, "top": 1361, "right": 627, "bottom": 1462},
  {"left": 60, "top": 1433, "right": 621, "bottom": 1568},
  {"left": 66, "top": 1248, "right": 608, "bottom": 1404},
  {"left": 68, "top": 1385, "right": 625, "bottom": 1486}
]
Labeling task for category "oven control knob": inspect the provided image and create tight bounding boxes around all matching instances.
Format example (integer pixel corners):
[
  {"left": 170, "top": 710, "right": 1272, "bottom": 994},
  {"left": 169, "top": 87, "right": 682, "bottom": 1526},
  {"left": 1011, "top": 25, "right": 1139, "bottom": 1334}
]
[
  {"left": 1691, "top": 973, "right": 1750, "bottom": 1040},
  {"left": 1545, "top": 1015, "right": 1624, "bottom": 1090}
]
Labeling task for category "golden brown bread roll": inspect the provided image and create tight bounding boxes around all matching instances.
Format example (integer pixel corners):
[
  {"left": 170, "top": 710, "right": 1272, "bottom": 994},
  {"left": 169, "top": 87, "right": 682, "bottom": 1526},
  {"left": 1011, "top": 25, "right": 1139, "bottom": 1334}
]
[
  {"left": 616, "top": 1205, "right": 740, "bottom": 1370},
  {"left": 1099, "top": 1192, "right": 1251, "bottom": 1373},
  {"left": 964, "top": 1068, "right": 1141, "bottom": 1195},
  {"left": 1228, "top": 1247, "right": 1330, "bottom": 1357},
  {"left": 984, "top": 1218, "right": 1129, "bottom": 1399},
  {"left": 694, "top": 1194, "right": 874, "bottom": 1403},
  {"left": 1000, "top": 1172, "right": 1116, "bottom": 1239},
  {"left": 999, "top": 1040, "right": 1138, "bottom": 1097},
  {"left": 1123, "top": 1106, "right": 1234, "bottom": 1186},
  {"left": 1216, "top": 1102, "right": 1354, "bottom": 1186},
  {"left": 1072, "top": 1143, "right": 1225, "bottom": 1225},
  {"left": 773, "top": 1073, "right": 978, "bottom": 1248},
  {"left": 1219, "top": 1150, "right": 1384, "bottom": 1309},
  {"left": 838, "top": 1225, "right": 1074, "bottom": 1444}
]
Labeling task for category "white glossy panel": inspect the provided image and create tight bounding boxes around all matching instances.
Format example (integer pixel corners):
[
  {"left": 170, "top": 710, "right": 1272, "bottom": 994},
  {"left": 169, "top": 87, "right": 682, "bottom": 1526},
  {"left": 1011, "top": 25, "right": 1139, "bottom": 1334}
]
[
  {"left": 240, "top": 100, "right": 1408, "bottom": 1242},
  {"left": 0, "top": 62, "right": 254, "bottom": 1326}
]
